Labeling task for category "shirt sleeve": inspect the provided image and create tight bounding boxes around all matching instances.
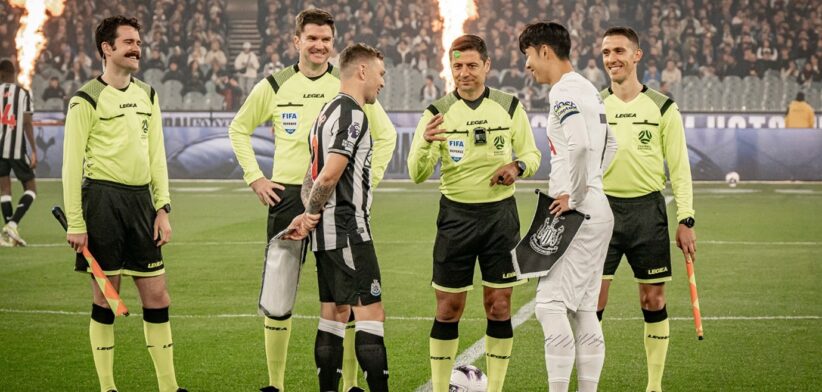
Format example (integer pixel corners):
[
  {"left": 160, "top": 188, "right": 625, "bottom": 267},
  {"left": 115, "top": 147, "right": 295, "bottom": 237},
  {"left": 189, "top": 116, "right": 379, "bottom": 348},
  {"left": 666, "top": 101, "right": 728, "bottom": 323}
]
[
  {"left": 228, "top": 78, "right": 275, "bottom": 184},
  {"left": 148, "top": 93, "right": 170, "bottom": 211},
  {"left": 551, "top": 92, "right": 589, "bottom": 208},
  {"left": 510, "top": 103, "right": 541, "bottom": 178},
  {"left": 62, "top": 96, "right": 93, "bottom": 233},
  {"left": 660, "top": 102, "right": 695, "bottom": 221},
  {"left": 329, "top": 107, "right": 366, "bottom": 158},
  {"left": 406, "top": 109, "right": 440, "bottom": 183},
  {"left": 363, "top": 100, "right": 397, "bottom": 188}
]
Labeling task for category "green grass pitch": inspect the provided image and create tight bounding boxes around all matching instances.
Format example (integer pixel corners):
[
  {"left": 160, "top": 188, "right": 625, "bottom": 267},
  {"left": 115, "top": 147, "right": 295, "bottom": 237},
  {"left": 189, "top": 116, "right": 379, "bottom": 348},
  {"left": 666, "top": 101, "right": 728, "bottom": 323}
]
[{"left": 1, "top": 181, "right": 820, "bottom": 391}]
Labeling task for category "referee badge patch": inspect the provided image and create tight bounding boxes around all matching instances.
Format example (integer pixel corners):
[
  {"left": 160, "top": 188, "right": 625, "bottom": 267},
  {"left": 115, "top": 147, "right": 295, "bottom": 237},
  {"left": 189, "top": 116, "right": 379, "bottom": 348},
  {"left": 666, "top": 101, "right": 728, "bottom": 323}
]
[
  {"left": 448, "top": 140, "right": 465, "bottom": 162},
  {"left": 281, "top": 112, "right": 298, "bottom": 134}
]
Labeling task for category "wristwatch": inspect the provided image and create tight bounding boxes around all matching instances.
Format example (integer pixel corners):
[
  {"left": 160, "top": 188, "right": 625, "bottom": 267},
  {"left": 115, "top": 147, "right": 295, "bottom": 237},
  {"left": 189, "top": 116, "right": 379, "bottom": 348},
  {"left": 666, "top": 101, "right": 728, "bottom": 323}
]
[
  {"left": 679, "top": 217, "right": 695, "bottom": 228},
  {"left": 515, "top": 160, "right": 526, "bottom": 177},
  {"left": 158, "top": 204, "right": 171, "bottom": 214}
]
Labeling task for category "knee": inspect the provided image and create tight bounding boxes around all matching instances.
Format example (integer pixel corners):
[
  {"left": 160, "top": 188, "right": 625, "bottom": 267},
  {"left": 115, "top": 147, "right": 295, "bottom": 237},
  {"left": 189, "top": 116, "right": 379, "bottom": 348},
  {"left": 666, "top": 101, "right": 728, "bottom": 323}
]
[
  {"left": 144, "top": 291, "right": 171, "bottom": 308},
  {"left": 484, "top": 295, "right": 511, "bottom": 320},
  {"left": 436, "top": 299, "right": 464, "bottom": 322},
  {"left": 639, "top": 286, "right": 666, "bottom": 310}
]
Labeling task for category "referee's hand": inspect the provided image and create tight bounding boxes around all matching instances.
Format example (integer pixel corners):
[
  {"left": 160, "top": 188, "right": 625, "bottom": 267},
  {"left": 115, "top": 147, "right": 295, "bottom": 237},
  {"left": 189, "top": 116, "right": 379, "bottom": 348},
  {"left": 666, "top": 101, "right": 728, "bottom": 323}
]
[
  {"left": 676, "top": 225, "right": 697, "bottom": 262},
  {"left": 154, "top": 211, "right": 172, "bottom": 247},
  {"left": 66, "top": 233, "right": 87, "bottom": 253},
  {"left": 423, "top": 114, "right": 447, "bottom": 143},
  {"left": 250, "top": 178, "right": 286, "bottom": 206}
]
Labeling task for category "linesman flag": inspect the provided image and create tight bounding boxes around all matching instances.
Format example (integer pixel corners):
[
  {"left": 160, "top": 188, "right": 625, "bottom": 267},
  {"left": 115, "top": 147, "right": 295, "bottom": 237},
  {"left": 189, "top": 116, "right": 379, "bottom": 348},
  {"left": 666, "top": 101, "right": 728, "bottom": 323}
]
[{"left": 512, "top": 190, "right": 587, "bottom": 279}]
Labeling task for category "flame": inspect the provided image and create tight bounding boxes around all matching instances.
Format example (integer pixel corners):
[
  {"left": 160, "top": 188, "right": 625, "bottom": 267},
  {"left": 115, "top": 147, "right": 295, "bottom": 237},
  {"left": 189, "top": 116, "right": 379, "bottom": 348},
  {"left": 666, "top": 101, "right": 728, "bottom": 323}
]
[
  {"left": 9, "top": 0, "right": 66, "bottom": 91},
  {"left": 435, "top": 0, "right": 478, "bottom": 92}
]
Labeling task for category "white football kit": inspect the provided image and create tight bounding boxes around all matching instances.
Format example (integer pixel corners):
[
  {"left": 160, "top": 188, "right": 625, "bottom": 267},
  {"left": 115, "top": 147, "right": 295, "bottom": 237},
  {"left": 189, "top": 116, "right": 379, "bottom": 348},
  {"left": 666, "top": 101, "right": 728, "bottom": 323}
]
[{"left": 537, "top": 71, "right": 618, "bottom": 312}]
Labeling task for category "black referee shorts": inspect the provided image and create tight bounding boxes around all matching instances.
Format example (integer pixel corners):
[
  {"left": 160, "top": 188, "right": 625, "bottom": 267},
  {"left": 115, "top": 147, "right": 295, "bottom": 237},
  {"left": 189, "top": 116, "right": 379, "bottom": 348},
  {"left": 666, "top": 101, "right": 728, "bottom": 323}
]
[
  {"left": 74, "top": 179, "right": 164, "bottom": 276},
  {"left": 266, "top": 184, "right": 305, "bottom": 241},
  {"left": 432, "top": 195, "right": 524, "bottom": 292},
  {"left": 603, "top": 191, "right": 672, "bottom": 283},
  {"left": 0, "top": 157, "right": 35, "bottom": 183}
]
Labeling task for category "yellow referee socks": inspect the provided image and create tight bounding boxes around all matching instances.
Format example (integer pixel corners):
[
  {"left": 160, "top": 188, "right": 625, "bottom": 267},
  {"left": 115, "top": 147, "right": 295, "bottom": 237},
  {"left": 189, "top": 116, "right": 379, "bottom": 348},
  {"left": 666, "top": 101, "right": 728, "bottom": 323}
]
[
  {"left": 643, "top": 306, "right": 670, "bottom": 392},
  {"left": 264, "top": 316, "right": 292, "bottom": 389},
  {"left": 485, "top": 319, "right": 514, "bottom": 392},
  {"left": 90, "top": 304, "right": 116, "bottom": 392},
  {"left": 430, "top": 320, "right": 459, "bottom": 392},
  {"left": 143, "top": 307, "right": 179, "bottom": 392},
  {"left": 342, "top": 315, "right": 360, "bottom": 391}
]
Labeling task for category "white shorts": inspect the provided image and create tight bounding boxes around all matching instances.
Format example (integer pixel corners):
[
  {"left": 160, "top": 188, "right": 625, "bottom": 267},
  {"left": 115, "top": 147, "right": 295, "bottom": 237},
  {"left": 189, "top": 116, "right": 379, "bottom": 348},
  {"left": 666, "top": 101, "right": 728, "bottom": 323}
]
[{"left": 536, "top": 218, "right": 614, "bottom": 312}]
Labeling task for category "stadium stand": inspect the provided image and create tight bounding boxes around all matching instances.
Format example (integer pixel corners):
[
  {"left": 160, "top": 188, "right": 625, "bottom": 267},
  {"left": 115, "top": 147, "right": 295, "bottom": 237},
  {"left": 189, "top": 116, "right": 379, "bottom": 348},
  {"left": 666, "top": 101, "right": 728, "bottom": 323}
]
[{"left": 1, "top": 0, "right": 819, "bottom": 112}]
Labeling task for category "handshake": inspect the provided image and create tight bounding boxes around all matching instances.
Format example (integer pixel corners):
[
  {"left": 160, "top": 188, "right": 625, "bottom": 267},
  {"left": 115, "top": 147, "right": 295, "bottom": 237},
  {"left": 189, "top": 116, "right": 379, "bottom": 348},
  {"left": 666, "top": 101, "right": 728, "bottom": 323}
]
[{"left": 278, "top": 212, "right": 321, "bottom": 241}]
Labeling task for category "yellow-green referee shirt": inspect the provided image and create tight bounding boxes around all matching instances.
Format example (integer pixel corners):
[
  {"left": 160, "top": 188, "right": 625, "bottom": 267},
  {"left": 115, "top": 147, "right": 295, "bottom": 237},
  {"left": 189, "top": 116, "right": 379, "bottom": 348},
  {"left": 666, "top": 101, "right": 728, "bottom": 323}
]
[
  {"left": 599, "top": 86, "right": 694, "bottom": 221},
  {"left": 408, "top": 87, "right": 541, "bottom": 203},
  {"left": 62, "top": 76, "right": 170, "bottom": 234},
  {"left": 228, "top": 64, "right": 397, "bottom": 187}
]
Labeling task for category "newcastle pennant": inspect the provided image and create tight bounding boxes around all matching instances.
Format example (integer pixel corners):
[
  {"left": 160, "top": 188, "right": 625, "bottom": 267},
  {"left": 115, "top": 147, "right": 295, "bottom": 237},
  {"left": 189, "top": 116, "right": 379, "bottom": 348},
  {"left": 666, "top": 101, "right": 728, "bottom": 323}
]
[{"left": 512, "top": 190, "right": 587, "bottom": 279}]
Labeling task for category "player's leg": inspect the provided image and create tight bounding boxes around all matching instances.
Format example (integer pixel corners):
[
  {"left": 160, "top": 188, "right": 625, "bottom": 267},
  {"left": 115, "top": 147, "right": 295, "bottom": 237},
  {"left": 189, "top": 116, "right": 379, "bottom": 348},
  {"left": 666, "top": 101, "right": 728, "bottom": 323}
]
[
  {"left": 626, "top": 192, "right": 673, "bottom": 392},
  {"left": 258, "top": 185, "right": 307, "bottom": 391},
  {"left": 429, "top": 197, "right": 477, "bottom": 392},
  {"left": 477, "top": 197, "right": 523, "bottom": 392},
  {"left": 598, "top": 195, "right": 629, "bottom": 322},
  {"left": 341, "top": 311, "right": 362, "bottom": 392},
  {"left": 3, "top": 160, "right": 37, "bottom": 245},
  {"left": 316, "top": 301, "right": 347, "bottom": 392},
  {"left": 90, "top": 275, "right": 122, "bottom": 392},
  {"left": 0, "top": 173, "right": 12, "bottom": 246},
  {"left": 134, "top": 275, "right": 180, "bottom": 392},
  {"left": 535, "top": 300, "right": 573, "bottom": 392}
]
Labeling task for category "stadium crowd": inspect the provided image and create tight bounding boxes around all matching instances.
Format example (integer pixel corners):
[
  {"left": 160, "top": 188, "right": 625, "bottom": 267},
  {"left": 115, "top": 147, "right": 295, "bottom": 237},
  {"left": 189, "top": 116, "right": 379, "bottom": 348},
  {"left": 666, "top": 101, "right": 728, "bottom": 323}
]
[{"left": 0, "top": 0, "right": 820, "bottom": 111}]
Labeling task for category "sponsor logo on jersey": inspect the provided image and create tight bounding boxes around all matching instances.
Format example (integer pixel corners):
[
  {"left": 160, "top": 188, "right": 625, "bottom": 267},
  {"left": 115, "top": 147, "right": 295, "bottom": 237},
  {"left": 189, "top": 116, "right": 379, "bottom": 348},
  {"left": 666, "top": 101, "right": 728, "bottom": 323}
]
[
  {"left": 70, "top": 102, "right": 79, "bottom": 109},
  {"left": 466, "top": 119, "right": 488, "bottom": 125},
  {"left": 370, "top": 279, "right": 381, "bottom": 296},
  {"left": 530, "top": 215, "right": 565, "bottom": 255},
  {"left": 303, "top": 93, "right": 325, "bottom": 98},
  {"left": 448, "top": 139, "right": 465, "bottom": 162},
  {"left": 120, "top": 103, "right": 137, "bottom": 108},
  {"left": 616, "top": 113, "right": 637, "bottom": 118},
  {"left": 502, "top": 271, "right": 517, "bottom": 279},
  {"left": 281, "top": 112, "right": 298, "bottom": 134},
  {"left": 147, "top": 261, "right": 164, "bottom": 268}
]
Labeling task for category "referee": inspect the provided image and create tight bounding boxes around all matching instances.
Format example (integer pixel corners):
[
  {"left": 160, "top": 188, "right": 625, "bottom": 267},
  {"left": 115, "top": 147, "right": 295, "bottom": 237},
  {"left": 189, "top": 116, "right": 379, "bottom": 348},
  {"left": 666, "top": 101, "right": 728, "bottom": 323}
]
[
  {"left": 63, "top": 16, "right": 185, "bottom": 392},
  {"left": 0, "top": 59, "right": 36, "bottom": 247},
  {"left": 598, "top": 27, "right": 697, "bottom": 392},
  {"left": 407, "top": 35, "right": 541, "bottom": 392},
  {"left": 227, "top": 9, "right": 396, "bottom": 392}
]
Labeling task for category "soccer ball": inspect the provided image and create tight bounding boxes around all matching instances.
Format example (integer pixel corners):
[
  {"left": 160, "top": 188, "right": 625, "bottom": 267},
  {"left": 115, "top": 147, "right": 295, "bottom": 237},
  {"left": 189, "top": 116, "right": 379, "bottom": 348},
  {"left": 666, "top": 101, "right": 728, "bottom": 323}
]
[
  {"left": 725, "top": 171, "right": 740, "bottom": 187},
  {"left": 449, "top": 364, "right": 488, "bottom": 392}
]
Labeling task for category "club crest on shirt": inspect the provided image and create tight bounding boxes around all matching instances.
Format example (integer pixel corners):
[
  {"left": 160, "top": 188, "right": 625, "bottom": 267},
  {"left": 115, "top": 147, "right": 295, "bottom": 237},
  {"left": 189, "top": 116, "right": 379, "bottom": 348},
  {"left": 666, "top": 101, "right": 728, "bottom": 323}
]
[
  {"left": 370, "top": 279, "right": 382, "bottom": 296},
  {"left": 530, "top": 215, "right": 565, "bottom": 255},
  {"left": 448, "top": 139, "right": 465, "bottom": 162},
  {"left": 281, "top": 112, "right": 298, "bottom": 134},
  {"left": 348, "top": 122, "right": 361, "bottom": 138}
]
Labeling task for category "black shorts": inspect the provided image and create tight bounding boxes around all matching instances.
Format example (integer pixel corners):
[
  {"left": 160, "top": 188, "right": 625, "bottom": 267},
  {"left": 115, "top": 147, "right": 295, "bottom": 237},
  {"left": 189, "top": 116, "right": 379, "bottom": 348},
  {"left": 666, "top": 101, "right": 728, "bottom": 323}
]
[
  {"left": 316, "top": 241, "right": 382, "bottom": 306},
  {"left": 603, "top": 191, "right": 672, "bottom": 283},
  {"left": 267, "top": 184, "right": 305, "bottom": 241},
  {"left": 74, "top": 179, "right": 164, "bottom": 276},
  {"left": 0, "top": 157, "right": 35, "bottom": 183},
  {"left": 432, "top": 196, "right": 524, "bottom": 292}
]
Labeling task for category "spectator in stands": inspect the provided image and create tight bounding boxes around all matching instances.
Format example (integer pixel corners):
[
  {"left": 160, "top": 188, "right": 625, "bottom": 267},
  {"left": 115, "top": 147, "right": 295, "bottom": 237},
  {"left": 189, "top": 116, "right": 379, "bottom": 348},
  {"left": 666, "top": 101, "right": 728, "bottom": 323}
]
[
  {"left": 781, "top": 60, "right": 799, "bottom": 80},
  {"left": 183, "top": 60, "right": 207, "bottom": 96},
  {"left": 218, "top": 73, "right": 245, "bottom": 111},
  {"left": 798, "top": 61, "right": 816, "bottom": 86},
  {"left": 391, "top": 38, "right": 413, "bottom": 66},
  {"left": 581, "top": 58, "right": 607, "bottom": 89},
  {"left": 188, "top": 39, "right": 207, "bottom": 67},
  {"left": 234, "top": 41, "right": 260, "bottom": 96},
  {"left": 420, "top": 75, "right": 440, "bottom": 105},
  {"left": 42, "top": 76, "right": 66, "bottom": 103},
  {"left": 205, "top": 38, "right": 227, "bottom": 68},
  {"left": 144, "top": 48, "right": 166, "bottom": 72},
  {"left": 262, "top": 52, "right": 284, "bottom": 76},
  {"left": 65, "top": 59, "right": 88, "bottom": 87},
  {"left": 785, "top": 92, "right": 816, "bottom": 128},
  {"left": 167, "top": 46, "right": 187, "bottom": 72},
  {"left": 756, "top": 40, "right": 778, "bottom": 69},
  {"left": 643, "top": 60, "right": 661, "bottom": 85},
  {"left": 661, "top": 59, "right": 683, "bottom": 86},
  {"left": 162, "top": 61, "right": 186, "bottom": 84}
]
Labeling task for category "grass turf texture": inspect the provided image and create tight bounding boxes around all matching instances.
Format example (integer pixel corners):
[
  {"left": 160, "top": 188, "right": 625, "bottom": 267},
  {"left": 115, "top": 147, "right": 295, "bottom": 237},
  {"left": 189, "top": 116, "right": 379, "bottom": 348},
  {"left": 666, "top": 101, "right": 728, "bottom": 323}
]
[{"left": 1, "top": 181, "right": 820, "bottom": 391}]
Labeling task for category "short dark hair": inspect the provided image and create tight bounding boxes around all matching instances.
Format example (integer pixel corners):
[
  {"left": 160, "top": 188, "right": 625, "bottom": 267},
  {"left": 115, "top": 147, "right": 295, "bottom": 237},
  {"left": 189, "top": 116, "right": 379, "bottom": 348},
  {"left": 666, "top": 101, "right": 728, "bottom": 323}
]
[
  {"left": 0, "top": 59, "right": 15, "bottom": 75},
  {"left": 518, "top": 22, "right": 571, "bottom": 60},
  {"left": 603, "top": 26, "right": 640, "bottom": 48},
  {"left": 339, "top": 43, "right": 383, "bottom": 71},
  {"left": 796, "top": 92, "right": 805, "bottom": 101},
  {"left": 95, "top": 16, "right": 141, "bottom": 59},
  {"left": 295, "top": 8, "right": 335, "bottom": 37},
  {"left": 450, "top": 35, "right": 488, "bottom": 61}
]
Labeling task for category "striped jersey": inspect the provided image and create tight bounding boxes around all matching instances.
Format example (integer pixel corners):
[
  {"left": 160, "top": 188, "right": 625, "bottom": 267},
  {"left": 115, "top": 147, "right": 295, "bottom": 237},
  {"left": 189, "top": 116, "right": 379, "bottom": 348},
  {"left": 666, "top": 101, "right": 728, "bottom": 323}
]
[
  {"left": 0, "top": 83, "right": 33, "bottom": 159},
  {"left": 309, "top": 93, "right": 373, "bottom": 251}
]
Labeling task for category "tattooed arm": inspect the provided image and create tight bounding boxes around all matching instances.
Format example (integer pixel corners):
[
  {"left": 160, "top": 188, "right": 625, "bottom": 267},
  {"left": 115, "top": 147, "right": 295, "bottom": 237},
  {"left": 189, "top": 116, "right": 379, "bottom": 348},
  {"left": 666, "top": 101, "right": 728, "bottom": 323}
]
[
  {"left": 301, "top": 168, "right": 314, "bottom": 208},
  {"left": 284, "top": 153, "right": 350, "bottom": 240}
]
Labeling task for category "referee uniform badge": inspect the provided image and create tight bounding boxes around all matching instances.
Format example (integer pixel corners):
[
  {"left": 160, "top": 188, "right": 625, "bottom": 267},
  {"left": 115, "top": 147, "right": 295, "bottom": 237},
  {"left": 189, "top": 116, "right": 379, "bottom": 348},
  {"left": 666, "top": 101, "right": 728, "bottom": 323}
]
[
  {"left": 512, "top": 190, "right": 587, "bottom": 279},
  {"left": 281, "top": 112, "right": 298, "bottom": 134},
  {"left": 448, "top": 139, "right": 465, "bottom": 162}
]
